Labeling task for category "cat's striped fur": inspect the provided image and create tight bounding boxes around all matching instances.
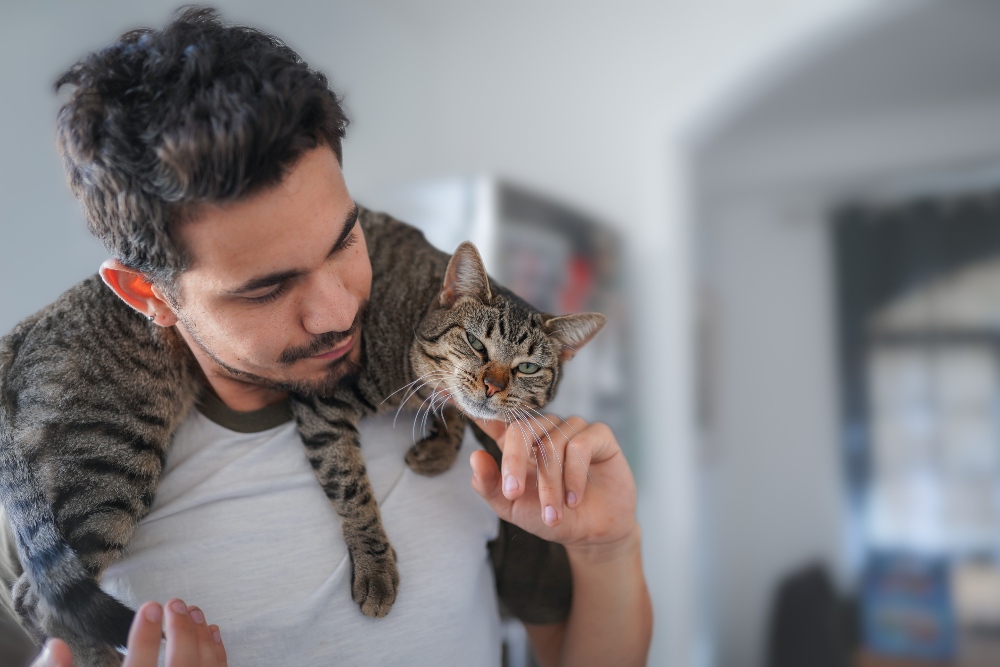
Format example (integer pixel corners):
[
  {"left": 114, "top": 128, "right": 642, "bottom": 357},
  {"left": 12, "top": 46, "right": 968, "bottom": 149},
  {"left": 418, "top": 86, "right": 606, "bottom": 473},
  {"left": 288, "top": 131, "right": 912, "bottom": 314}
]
[{"left": 0, "top": 207, "right": 605, "bottom": 665}]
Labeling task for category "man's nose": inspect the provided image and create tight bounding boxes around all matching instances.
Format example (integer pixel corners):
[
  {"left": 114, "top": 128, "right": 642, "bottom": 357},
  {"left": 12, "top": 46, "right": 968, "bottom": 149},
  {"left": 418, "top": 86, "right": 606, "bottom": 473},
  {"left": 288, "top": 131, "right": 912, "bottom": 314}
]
[{"left": 302, "top": 272, "right": 357, "bottom": 334}]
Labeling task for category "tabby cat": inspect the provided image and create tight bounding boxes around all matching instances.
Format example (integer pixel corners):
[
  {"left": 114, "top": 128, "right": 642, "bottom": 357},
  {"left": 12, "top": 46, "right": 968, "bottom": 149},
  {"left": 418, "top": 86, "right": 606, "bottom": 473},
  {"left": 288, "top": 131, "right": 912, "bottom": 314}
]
[{"left": 0, "top": 207, "right": 605, "bottom": 664}]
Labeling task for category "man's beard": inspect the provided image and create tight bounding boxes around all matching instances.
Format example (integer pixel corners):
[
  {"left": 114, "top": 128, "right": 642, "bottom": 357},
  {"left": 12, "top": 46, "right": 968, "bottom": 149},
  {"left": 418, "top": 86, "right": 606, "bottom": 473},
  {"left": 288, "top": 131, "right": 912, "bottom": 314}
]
[{"left": 180, "top": 300, "right": 368, "bottom": 398}]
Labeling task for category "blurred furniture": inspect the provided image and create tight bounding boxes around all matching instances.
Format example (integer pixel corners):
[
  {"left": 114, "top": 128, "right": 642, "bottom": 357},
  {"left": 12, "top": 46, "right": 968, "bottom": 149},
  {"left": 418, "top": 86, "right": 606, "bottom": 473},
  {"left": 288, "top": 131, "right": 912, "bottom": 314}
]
[
  {"left": 855, "top": 651, "right": 953, "bottom": 666},
  {"left": 766, "top": 563, "right": 855, "bottom": 667}
]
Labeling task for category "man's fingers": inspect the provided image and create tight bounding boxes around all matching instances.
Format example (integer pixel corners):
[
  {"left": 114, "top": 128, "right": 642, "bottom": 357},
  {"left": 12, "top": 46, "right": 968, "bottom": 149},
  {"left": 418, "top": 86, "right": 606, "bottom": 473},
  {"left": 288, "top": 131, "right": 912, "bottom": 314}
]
[
  {"left": 470, "top": 450, "right": 514, "bottom": 523},
  {"left": 164, "top": 599, "right": 199, "bottom": 667},
  {"left": 499, "top": 419, "right": 537, "bottom": 502},
  {"left": 122, "top": 602, "right": 164, "bottom": 667},
  {"left": 474, "top": 413, "right": 618, "bottom": 529},
  {"left": 208, "top": 625, "right": 229, "bottom": 667},
  {"left": 31, "top": 638, "right": 73, "bottom": 667},
  {"left": 187, "top": 606, "right": 218, "bottom": 666},
  {"left": 472, "top": 417, "right": 506, "bottom": 446},
  {"left": 523, "top": 415, "right": 570, "bottom": 527},
  {"left": 563, "top": 436, "right": 594, "bottom": 509}
]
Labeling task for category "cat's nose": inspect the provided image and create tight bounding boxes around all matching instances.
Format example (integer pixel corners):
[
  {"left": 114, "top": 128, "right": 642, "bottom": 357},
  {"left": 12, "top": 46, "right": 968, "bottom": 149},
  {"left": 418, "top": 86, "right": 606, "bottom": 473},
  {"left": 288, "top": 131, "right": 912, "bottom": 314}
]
[{"left": 483, "top": 367, "right": 508, "bottom": 397}]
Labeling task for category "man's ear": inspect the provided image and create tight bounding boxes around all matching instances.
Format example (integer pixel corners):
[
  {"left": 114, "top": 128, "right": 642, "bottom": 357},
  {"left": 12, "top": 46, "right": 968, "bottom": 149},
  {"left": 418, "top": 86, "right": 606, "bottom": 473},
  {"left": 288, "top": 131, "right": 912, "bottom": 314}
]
[{"left": 99, "top": 259, "right": 178, "bottom": 326}]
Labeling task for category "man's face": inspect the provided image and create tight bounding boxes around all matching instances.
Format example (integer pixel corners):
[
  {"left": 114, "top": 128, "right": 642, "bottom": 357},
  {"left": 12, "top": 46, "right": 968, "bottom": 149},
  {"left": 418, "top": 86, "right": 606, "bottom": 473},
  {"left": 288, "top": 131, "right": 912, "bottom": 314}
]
[{"left": 169, "top": 145, "right": 372, "bottom": 397}]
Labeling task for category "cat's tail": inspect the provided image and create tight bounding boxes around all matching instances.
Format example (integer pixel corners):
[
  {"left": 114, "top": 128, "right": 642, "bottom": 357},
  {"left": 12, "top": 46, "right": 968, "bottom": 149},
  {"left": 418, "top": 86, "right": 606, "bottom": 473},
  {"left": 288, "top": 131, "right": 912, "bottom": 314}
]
[
  {"left": 0, "top": 318, "right": 134, "bottom": 649},
  {"left": 0, "top": 454, "right": 135, "bottom": 648}
]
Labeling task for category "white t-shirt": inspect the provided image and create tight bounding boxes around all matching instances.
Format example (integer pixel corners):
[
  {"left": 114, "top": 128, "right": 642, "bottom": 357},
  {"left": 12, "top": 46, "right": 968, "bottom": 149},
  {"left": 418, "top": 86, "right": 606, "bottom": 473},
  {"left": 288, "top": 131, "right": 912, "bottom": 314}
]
[{"left": 100, "top": 398, "right": 503, "bottom": 666}]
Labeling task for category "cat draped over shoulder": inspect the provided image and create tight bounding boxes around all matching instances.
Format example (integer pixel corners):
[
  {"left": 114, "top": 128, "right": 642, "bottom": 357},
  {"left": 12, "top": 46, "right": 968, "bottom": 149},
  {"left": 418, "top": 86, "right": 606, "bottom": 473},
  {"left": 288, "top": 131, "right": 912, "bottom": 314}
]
[{"left": 0, "top": 207, "right": 605, "bottom": 666}]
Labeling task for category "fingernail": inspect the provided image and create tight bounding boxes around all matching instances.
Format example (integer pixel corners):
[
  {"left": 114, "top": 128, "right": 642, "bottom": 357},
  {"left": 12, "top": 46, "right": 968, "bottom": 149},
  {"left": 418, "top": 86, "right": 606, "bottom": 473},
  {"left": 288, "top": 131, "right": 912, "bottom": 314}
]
[
  {"left": 189, "top": 608, "right": 205, "bottom": 624},
  {"left": 544, "top": 505, "right": 557, "bottom": 524},
  {"left": 212, "top": 628, "right": 222, "bottom": 644},
  {"left": 143, "top": 603, "right": 162, "bottom": 623},
  {"left": 503, "top": 475, "right": 518, "bottom": 495},
  {"left": 567, "top": 491, "right": 578, "bottom": 506},
  {"left": 170, "top": 599, "right": 188, "bottom": 615}
]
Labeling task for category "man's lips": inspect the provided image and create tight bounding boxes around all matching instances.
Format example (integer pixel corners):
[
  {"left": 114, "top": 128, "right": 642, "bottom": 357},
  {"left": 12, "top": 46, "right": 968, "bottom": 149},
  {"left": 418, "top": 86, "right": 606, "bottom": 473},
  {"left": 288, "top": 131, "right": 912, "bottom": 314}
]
[{"left": 310, "top": 335, "right": 355, "bottom": 361}]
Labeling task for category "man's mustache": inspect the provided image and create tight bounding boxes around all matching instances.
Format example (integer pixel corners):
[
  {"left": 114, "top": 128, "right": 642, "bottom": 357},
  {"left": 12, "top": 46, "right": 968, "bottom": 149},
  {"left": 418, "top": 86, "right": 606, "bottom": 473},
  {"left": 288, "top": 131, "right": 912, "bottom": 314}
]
[{"left": 278, "top": 300, "right": 368, "bottom": 365}]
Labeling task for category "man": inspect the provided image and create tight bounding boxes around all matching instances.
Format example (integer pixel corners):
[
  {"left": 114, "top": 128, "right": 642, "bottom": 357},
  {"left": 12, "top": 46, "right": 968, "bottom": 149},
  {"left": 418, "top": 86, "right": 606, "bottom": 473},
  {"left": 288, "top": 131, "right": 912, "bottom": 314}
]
[{"left": 5, "top": 7, "right": 652, "bottom": 665}]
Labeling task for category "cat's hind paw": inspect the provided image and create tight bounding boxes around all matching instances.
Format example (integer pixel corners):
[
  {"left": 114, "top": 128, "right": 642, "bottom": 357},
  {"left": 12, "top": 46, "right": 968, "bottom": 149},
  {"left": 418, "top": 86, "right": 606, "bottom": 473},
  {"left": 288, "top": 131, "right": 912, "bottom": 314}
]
[{"left": 351, "top": 549, "right": 399, "bottom": 618}]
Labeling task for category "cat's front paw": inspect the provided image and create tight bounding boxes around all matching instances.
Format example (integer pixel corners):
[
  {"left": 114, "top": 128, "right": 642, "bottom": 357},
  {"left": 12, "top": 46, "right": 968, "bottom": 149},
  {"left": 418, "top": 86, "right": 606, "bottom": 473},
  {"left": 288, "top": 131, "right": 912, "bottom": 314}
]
[
  {"left": 405, "top": 433, "right": 461, "bottom": 476},
  {"left": 351, "top": 548, "right": 399, "bottom": 618}
]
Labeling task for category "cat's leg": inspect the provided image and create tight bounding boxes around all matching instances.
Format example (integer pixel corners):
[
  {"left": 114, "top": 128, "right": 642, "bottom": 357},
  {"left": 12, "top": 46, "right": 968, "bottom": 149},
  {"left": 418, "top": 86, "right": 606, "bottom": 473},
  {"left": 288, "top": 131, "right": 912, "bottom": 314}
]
[
  {"left": 291, "top": 396, "right": 399, "bottom": 618},
  {"left": 405, "top": 405, "right": 466, "bottom": 476}
]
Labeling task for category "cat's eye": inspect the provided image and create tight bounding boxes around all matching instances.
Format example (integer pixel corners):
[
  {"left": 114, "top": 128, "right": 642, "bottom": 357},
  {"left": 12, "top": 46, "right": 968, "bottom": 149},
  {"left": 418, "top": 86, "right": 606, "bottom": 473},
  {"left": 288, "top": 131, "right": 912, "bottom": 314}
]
[
  {"left": 467, "top": 332, "right": 485, "bottom": 352},
  {"left": 517, "top": 362, "right": 540, "bottom": 374}
]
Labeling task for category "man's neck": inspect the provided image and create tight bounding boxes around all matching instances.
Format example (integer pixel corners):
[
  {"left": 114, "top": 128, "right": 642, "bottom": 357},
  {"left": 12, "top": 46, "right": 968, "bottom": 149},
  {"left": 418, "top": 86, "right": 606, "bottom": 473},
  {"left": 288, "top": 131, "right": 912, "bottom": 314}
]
[
  {"left": 173, "top": 324, "right": 289, "bottom": 412},
  {"left": 200, "top": 371, "right": 289, "bottom": 412}
]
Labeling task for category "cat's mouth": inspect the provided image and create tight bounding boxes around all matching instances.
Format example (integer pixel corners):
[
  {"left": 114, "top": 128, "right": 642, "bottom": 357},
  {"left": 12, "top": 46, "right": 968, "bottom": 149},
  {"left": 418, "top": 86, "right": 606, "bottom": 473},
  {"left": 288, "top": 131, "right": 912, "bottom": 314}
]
[{"left": 440, "top": 389, "right": 504, "bottom": 422}]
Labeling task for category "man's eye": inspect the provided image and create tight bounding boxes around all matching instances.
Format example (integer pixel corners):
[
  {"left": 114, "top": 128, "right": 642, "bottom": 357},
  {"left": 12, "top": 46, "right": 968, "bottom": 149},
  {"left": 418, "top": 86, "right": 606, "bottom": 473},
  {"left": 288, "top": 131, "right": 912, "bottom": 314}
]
[
  {"left": 516, "top": 362, "right": 540, "bottom": 374},
  {"left": 246, "top": 283, "right": 288, "bottom": 304},
  {"left": 466, "top": 332, "right": 485, "bottom": 352},
  {"left": 334, "top": 230, "right": 358, "bottom": 253}
]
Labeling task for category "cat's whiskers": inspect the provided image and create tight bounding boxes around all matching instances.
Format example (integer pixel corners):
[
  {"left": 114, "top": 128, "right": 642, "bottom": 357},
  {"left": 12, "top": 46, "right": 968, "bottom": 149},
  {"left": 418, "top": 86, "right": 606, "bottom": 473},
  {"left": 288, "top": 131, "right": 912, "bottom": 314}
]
[
  {"left": 519, "top": 405, "right": 581, "bottom": 439},
  {"left": 430, "top": 390, "right": 452, "bottom": 432},
  {"left": 381, "top": 370, "right": 449, "bottom": 406},
  {"left": 391, "top": 372, "right": 450, "bottom": 428},
  {"left": 510, "top": 406, "right": 547, "bottom": 467},
  {"left": 504, "top": 406, "right": 543, "bottom": 468},
  {"left": 499, "top": 407, "right": 525, "bottom": 462},
  {"left": 418, "top": 388, "right": 439, "bottom": 440},
  {"left": 412, "top": 377, "right": 449, "bottom": 444},
  {"left": 498, "top": 408, "right": 534, "bottom": 471},
  {"left": 515, "top": 407, "right": 563, "bottom": 473},
  {"left": 417, "top": 379, "right": 458, "bottom": 441},
  {"left": 387, "top": 370, "right": 449, "bottom": 411},
  {"left": 519, "top": 404, "right": 591, "bottom": 480},
  {"left": 511, "top": 406, "right": 558, "bottom": 471},
  {"left": 392, "top": 378, "right": 434, "bottom": 427},
  {"left": 419, "top": 382, "right": 454, "bottom": 441}
]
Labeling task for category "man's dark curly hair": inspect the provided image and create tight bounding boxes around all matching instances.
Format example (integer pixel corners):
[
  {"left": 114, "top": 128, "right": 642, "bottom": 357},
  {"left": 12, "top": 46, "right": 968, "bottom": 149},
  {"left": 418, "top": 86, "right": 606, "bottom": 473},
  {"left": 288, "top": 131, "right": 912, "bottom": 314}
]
[{"left": 54, "top": 5, "right": 349, "bottom": 292}]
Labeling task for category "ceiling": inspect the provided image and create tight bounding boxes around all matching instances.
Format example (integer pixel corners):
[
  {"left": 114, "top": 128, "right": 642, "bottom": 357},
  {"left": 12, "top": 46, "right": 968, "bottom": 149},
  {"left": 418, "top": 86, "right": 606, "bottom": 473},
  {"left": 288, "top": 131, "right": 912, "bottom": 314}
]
[{"left": 702, "top": 1, "right": 1000, "bottom": 149}]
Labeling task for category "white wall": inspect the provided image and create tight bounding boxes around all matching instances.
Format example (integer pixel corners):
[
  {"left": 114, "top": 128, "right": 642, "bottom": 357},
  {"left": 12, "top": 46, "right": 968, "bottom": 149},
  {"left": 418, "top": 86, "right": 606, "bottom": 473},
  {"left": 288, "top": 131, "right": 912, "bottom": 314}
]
[
  {"left": 694, "top": 3, "right": 1000, "bottom": 665},
  {"left": 698, "top": 196, "right": 846, "bottom": 667},
  {"left": 0, "top": 2, "right": 880, "bottom": 664}
]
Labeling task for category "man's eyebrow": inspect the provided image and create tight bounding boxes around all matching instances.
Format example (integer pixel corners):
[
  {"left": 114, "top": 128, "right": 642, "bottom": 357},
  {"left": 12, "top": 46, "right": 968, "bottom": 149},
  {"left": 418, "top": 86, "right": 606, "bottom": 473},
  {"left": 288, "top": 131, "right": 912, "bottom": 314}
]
[{"left": 224, "top": 204, "right": 360, "bottom": 296}]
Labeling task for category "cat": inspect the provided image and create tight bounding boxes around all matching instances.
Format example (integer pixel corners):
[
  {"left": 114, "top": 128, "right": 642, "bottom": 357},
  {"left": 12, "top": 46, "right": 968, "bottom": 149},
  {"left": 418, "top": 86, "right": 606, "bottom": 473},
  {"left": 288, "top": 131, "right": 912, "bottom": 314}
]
[{"left": 0, "top": 207, "right": 605, "bottom": 665}]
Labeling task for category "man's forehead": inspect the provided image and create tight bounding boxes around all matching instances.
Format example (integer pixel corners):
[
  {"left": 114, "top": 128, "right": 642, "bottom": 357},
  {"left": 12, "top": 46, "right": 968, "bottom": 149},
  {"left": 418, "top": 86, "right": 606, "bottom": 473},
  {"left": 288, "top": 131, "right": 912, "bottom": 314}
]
[{"left": 172, "top": 146, "right": 354, "bottom": 290}]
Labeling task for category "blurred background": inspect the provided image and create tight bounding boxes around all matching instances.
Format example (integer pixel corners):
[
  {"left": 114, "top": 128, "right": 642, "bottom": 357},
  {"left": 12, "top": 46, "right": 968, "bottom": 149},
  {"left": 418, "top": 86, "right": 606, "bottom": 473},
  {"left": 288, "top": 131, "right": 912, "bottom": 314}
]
[{"left": 4, "top": 1, "right": 1000, "bottom": 665}]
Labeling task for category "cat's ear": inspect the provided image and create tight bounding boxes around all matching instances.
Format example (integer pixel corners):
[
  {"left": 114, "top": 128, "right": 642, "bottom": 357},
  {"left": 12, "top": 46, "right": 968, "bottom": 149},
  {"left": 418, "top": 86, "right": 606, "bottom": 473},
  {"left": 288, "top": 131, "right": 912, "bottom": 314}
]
[
  {"left": 543, "top": 313, "right": 607, "bottom": 363},
  {"left": 440, "top": 242, "right": 492, "bottom": 308}
]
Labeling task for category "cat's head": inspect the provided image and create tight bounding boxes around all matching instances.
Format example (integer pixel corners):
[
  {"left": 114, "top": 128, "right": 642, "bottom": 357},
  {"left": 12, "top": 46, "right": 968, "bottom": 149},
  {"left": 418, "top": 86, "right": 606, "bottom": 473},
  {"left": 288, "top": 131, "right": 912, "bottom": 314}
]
[{"left": 411, "top": 242, "right": 605, "bottom": 422}]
